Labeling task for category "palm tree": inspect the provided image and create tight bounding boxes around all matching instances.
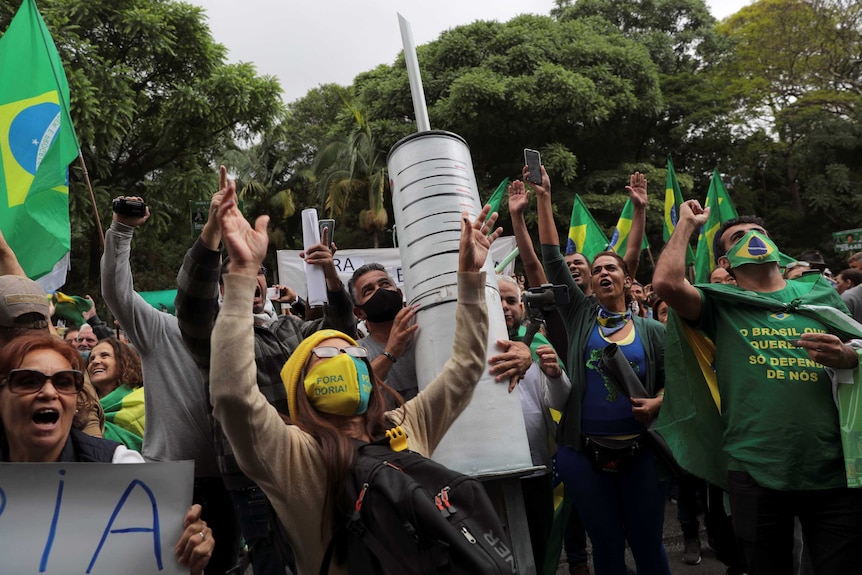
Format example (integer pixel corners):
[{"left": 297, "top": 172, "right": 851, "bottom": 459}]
[
  {"left": 224, "top": 129, "right": 296, "bottom": 249},
  {"left": 311, "top": 97, "right": 388, "bottom": 247}
]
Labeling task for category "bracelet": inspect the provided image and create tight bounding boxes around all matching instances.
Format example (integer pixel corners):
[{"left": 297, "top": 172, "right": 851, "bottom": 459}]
[
  {"left": 382, "top": 351, "right": 397, "bottom": 363},
  {"left": 655, "top": 390, "right": 665, "bottom": 398}
]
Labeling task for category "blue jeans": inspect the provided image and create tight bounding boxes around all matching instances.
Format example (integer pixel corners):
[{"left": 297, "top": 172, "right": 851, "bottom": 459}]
[
  {"left": 229, "top": 487, "right": 294, "bottom": 575},
  {"left": 557, "top": 444, "right": 671, "bottom": 575}
]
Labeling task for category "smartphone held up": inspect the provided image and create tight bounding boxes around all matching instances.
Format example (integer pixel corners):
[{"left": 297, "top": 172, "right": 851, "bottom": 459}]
[{"left": 524, "top": 148, "right": 542, "bottom": 185}]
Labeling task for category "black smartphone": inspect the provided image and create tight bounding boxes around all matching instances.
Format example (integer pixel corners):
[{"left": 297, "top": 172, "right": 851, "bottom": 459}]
[
  {"left": 319, "top": 219, "right": 335, "bottom": 244},
  {"left": 524, "top": 148, "right": 542, "bottom": 185}
]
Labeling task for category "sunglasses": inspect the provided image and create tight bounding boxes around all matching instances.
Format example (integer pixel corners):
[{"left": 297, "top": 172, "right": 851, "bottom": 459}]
[
  {"left": 1, "top": 369, "right": 84, "bottom": 396},
  {"left": 785, "top": 261, "right": 811, "bottom": 270},
  {"left": 311, "top": 346, "right": 368, "bottom": 359}
]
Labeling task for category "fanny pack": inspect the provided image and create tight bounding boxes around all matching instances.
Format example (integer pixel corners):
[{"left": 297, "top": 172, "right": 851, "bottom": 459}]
[{"left": 583, "top": 434, "right": 642, "bottom": 474}]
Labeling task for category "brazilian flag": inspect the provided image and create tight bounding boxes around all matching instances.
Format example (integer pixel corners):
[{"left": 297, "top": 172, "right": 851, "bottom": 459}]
[
  {"left": 694, "top": 169, "right": 739, "bottom": 283},
  {"left": 566, "top": 194, "right": 609, "bottom": 260},
  {"left": 0, "top": 0, "right": 79, "bottom": 280},
  {"left": 607, "top": 197, "right": 649, "bottom": 258},
  {"left": 664, "top": 155, "right": 695, "bottom": 264}
]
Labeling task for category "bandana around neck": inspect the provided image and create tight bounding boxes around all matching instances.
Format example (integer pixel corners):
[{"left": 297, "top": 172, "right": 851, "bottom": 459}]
[{"left": 596, "top": 304, "right": 632, "bottom": 337}]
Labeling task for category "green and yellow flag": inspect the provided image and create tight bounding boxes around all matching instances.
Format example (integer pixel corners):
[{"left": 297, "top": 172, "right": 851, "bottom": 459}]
[
  {"left": 0, "top": 0, "right": 79, "bottom": 280},
  {"left": 566, "top": 194, "right": 609, "bottom": 260},
  {"left": 694, "top": 169, "right": 739, "bottom": 283},
  {"left": 607, "top": 198, "right": 649, "bottom": 258},
  {"left": 664, "top": 155, "right": 694, "bottom": 264}
]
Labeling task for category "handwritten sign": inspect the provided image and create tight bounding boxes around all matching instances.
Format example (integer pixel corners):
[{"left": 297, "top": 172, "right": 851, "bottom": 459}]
[{"left": 0, "top": 461, "right": 193, "bottom": 574}]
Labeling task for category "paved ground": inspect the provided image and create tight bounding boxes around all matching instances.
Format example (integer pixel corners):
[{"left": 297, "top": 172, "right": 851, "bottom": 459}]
[{"left": 552, "top": 499, "right": 732, "bottom": 575}]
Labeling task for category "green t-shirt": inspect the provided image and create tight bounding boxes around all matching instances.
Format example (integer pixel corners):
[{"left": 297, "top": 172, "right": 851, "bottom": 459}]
[{"left": 699, "top": 279, "right": 845, "bottom": 490}]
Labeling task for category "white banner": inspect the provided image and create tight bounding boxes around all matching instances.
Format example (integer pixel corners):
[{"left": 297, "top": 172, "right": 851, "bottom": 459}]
[
  {"left": 276, "top": 236, "right": 518, "bottom": 301},
  {"left": 0, "top": 461, "right": 193, "bottom": 575}
]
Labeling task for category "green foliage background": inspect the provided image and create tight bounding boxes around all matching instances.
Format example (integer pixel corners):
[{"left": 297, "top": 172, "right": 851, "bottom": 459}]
[{"left": 2, "top": 0, "right": 861, "bottom": 311}]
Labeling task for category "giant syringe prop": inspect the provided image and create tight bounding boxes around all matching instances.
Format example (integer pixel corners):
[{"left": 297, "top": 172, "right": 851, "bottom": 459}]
[{"left": 389, "top": 15, "right": 532, "bottom": 477}]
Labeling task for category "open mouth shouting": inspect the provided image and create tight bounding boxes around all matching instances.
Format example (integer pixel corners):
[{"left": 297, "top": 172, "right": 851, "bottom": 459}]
[{"left": 32, "top": 408, "right": 61, "bottom": 428}]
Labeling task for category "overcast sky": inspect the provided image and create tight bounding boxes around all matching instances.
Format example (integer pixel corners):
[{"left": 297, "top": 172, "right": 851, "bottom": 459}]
[{"left": 187, "top": 0, "right": 752, "bottom": 104}]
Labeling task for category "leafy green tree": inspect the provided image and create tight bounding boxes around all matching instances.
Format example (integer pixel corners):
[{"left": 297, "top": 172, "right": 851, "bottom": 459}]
[
  {"left": 310, "top": 98, "right": 388, "bottom": 247},
  {"left": 1, "top": 0, "right": 284, "bottom": 295}
]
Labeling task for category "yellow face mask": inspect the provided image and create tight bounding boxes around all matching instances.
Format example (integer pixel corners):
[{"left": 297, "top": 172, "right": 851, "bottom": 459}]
[{"left": 303, "top": 353, "right": 372, "bottom": 416}]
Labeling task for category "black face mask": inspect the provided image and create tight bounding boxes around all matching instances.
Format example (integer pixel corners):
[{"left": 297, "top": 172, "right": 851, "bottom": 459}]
[{"left": 359, "top": 288, "right": 403, "bottom": 323}]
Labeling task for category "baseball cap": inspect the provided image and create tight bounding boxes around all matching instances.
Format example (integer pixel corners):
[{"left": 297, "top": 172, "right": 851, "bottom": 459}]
[{"left": 0, "top": 276, "right": 50, "bottom": 329}]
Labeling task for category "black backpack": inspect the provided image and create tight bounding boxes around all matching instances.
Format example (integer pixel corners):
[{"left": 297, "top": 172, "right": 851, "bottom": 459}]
[{"left": 320, "top": 436, "right": 517, "bottom": 575}]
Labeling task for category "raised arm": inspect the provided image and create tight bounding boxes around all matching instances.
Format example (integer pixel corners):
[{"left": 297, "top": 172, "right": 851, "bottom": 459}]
[
  {"left": 394, "top": 206, "right": 501, "bottom": 453},
  {"left": 508, "top": 180, "right": 548, "bottom": 287},
  {"left": 652, "top": 200, "right": 707, "bottom": 321},
  {"left": 174, "top": 168, "right": 227, "bottom": 368},
  {"left": 623, "top": 172, "right": 647, "bottom": 279}
]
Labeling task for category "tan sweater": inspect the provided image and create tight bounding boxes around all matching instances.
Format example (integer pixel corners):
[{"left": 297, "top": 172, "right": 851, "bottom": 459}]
[{"left": 211, "top": 271, "right": 489, "bottom": 575}]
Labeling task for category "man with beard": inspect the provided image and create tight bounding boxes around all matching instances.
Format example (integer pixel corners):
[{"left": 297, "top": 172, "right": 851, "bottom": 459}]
[
  {"left": 654, "top": 205, "right": 862, "bottom": 575},
  {"left": 497, "top": 273, "right": 570, "bottom": 570}
]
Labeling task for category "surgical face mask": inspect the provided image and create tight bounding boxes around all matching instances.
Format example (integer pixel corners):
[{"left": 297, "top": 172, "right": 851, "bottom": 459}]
[
  {"left": 358, "top": 288, "right": 403, "bottom": 323},
  {"left": 303, "top": 353, "right": 372, "bottom": 416},
  {"left": 725, "top": 230, "right": 780, "bottom": 268},
  {"left": 79, "top": 349, "right": 90, "bottom": 362}
]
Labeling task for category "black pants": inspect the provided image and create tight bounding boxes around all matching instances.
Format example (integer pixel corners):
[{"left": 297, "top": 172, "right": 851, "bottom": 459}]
[
  {"left": 727, "top": 471, "right": 862, "bottom": 575},
  {"left": 194, "top": 477, "right": 241, "bottom": 575},
  {"left": 522, "top": 473, "right": 554, "bottom": 571}
]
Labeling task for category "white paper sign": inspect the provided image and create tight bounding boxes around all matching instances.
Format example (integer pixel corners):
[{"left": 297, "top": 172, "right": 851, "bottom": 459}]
[
  {"left": 0, "top": 461, "right": 193, "bottom": 575},
  {"left": 301, "top": 208, "right": 328, "bottom": 307}
]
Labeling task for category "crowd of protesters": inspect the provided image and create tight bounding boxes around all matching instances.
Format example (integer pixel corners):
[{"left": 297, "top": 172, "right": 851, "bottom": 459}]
[{"left": 2, "top": 160, "right": 861, "bottom": 575}]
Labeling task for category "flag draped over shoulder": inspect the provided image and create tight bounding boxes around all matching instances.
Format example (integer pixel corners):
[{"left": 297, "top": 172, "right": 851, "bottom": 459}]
[
  {"left": 566, "top": 194, "right": 609, "bottom": 260},
  {"left": 607, "top": 198, "right": 649, "bottom": 258},
  {"left": 656, "top": 276, "right": 862, "bottom": 490},
  {"left": 694, "top": 169, "right": 738, "bottom": 283},
  {"left": 484, "top": 177, "right": 509, "bottom": 221},
  {"left": 0, "top": 0, "right": 79, "bottom": 280},
  {"left": 664, "top": 156, "right": 694, "bottom": 264}
]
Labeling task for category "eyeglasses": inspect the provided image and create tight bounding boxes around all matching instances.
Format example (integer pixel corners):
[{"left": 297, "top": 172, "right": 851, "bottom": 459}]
[
  {"left": 310, "top": 346, "right": 368, "bottom": 359},
  {"left": 1, "top": 369, "right": 84, "bottom": 396}
]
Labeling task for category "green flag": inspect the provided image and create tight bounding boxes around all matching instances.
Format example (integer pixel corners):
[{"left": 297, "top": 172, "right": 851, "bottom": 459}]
[
  {"left": 607, "top": 198, "right": 650, "bottom": 258},
  {"left": 664, "top": 155, "right": 694, "bottom": 265},
  {"left": 566, "top": 194, "right": 609, "bottom": 260},
  {"left": 484, "top": 177, "right": 509, "bottom": 221},
  {"left": 0, "top": 0, "right": 79, "bottom": 280},
  {"left": 694, "top": 169, "right": 739, "bottom": 283}
]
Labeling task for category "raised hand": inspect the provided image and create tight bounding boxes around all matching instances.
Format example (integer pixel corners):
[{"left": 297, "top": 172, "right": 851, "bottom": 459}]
[
  {"left": 459, "top": 205, "right": 502, "bottom": 273},
  {"left": 112, "top": 195, "right": 150, "bottom": 228},
  {"left": 508, "top": 180, "right": 530, "bottom": 216},
  {"left": 626, "top": 172, "right": 647, "bottom": 209},
  {"left": 679, "top": 199, "right": 710, "bottom": 229},
  {"left": 523, "top": 164, "right": 551, "bottom": 199},
  {"left": 217, "top": 180, "right": 269, "bottom": 277}
]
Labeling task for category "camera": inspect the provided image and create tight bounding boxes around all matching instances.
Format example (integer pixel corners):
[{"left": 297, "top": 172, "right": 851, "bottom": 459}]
[
  {"left": 519, "top": 283, "right": 569, "bottom": 348},
  {"left": 112, "top": 198, "right": 147, "bottom": 217},
  {"left": 522, "top": 283, "right": 569, "bottom": 313}
]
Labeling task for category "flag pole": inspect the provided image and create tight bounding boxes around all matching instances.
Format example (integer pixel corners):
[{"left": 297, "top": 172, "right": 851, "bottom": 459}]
[
  {"left": 78, "top": 151, "right": 104, "bottom": 250},
  {"left": 646, "top": 246, "right": 656, "bottom": 268}
]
